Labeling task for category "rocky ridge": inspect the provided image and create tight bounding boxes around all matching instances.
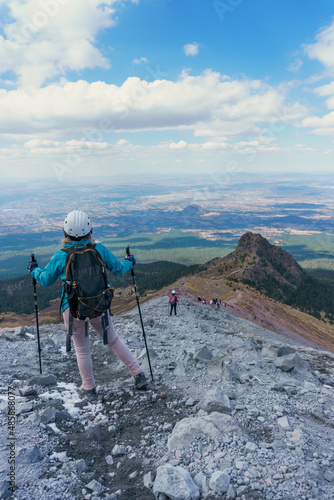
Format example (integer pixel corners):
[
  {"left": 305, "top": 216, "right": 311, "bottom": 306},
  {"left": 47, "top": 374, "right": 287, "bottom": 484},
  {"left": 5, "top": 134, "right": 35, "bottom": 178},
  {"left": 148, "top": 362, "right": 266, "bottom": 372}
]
[
  {"left": 219, "top": 231, "right": 306, "bottom": 290},
  {"left": 1, "top": 296, "right": 334, "bottom": 499}
]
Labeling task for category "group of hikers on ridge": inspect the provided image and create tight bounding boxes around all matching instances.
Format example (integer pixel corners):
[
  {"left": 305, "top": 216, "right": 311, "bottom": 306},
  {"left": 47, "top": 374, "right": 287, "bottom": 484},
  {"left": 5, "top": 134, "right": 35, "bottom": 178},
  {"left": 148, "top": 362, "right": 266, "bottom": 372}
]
[
  {"left": 27, "top": 210, "right": 149, "bottom": 401},
  {"left": 198, "top": 295, "right": 224, "bottom": 310}
]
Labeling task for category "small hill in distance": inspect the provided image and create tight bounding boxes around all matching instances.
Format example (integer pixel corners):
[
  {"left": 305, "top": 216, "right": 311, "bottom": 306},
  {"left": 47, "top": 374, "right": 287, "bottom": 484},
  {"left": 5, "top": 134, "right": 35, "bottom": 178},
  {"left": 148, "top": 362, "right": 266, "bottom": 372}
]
[{"left": 179, "top": 204, "right": 206, "bottom": 217}]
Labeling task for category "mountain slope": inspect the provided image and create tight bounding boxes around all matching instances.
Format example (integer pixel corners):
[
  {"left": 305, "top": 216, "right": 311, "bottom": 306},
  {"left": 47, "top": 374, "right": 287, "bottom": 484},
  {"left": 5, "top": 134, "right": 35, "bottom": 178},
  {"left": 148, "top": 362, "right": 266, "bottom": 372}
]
[
  {"left": 168, "top": 232, "right": 334, "bottom": 352},
  {"left": 1, "top": 296, "right": 334, "bottom": 499},
  {"left": 202, "top": 232, "right": 334, "bottom": 320}
]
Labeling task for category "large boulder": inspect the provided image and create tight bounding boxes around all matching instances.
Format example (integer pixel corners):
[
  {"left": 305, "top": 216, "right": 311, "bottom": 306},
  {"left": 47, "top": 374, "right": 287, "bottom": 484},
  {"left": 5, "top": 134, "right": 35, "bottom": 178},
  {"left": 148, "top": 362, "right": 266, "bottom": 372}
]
[
  {"left": 167, "top": 412, "right": 239, "bottom": 451},
  {"left": 201, "top": 387, "right": 232, "bottom": 414},
  {"left": 153, "top": 464, "right": 200, "bottom": 500}
]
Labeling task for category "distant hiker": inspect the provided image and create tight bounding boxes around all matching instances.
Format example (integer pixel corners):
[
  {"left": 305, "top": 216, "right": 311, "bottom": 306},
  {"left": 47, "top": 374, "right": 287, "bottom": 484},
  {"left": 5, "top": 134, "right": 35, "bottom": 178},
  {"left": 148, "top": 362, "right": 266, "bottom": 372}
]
[
  {"left": 198, "top": 295, "right": 202, "bottom": 302},
  {"left": 216, "top": 301, "right": 221, "bottom": 311},
  {"left": 202, "top": 297, "right": 206, "bottom": 304},
  {"left": 27, "top": 210, "right": 149, "bottom": 400},
  {"left": 169, "top": 290, "right": 178, "bottom": 316}
]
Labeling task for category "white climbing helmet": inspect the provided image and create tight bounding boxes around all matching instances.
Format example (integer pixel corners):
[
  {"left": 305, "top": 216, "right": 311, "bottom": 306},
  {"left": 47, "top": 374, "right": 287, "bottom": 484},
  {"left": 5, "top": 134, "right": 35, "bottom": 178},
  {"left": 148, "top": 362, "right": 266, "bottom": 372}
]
[
  {"left": 172, "top": 290, "right": 176, "bottom": 294},
  {"left": 63, "top": 210, "right": 91, "bottom": 239}
]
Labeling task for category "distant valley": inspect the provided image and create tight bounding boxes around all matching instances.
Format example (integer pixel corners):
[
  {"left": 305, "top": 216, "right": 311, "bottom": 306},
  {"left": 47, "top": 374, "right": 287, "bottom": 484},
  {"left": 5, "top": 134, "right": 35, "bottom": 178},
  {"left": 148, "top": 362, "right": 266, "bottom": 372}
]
[
  {"left": 1, "top": 173, "right": 334, "bottom": 355},
  {"left": 1, "top": 173, "right": 334, "bottom": 279}
]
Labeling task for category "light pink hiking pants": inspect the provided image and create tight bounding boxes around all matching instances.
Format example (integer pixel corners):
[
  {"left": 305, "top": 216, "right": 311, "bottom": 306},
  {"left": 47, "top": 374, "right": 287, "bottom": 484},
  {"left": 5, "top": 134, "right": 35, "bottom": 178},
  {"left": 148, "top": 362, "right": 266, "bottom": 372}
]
[{"left": 63, "top": 308, "right": 142, "bottom": 390}]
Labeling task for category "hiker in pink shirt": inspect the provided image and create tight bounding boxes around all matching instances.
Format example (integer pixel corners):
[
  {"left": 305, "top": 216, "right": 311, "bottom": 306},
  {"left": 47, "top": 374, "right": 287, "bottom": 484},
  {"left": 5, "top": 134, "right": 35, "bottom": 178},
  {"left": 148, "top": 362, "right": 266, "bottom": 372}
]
[{"left": 169, "top": 290, "right": 178, "bottom": 316}]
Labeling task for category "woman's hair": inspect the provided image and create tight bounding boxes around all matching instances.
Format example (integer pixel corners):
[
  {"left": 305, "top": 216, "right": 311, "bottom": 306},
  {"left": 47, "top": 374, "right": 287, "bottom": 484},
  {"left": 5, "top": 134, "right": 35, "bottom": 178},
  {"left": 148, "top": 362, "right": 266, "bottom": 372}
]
[{"left": 62, "top": 231, "right": 95, "bottom": 245}]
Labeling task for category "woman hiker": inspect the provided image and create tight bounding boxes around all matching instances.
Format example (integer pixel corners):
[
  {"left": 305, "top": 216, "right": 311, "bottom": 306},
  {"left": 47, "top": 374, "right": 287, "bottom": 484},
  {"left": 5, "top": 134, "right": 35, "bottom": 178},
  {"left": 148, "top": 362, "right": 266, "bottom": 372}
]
[
  {"left": 168, "top": 290, "right": 178, "bottom": 316},
  {"left": 27, "top": 210, "right": 149, "bottom": 400}
]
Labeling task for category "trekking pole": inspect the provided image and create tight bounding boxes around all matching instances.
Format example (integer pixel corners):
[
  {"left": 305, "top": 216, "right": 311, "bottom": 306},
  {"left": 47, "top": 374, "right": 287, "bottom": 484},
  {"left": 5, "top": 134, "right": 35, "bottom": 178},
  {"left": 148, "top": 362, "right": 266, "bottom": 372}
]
[
  {"left": 30, "top": 254, "right": 42, "bottom": 374},
  {"left": 126, "top": 246, "right": 154, "bottom": 381}
]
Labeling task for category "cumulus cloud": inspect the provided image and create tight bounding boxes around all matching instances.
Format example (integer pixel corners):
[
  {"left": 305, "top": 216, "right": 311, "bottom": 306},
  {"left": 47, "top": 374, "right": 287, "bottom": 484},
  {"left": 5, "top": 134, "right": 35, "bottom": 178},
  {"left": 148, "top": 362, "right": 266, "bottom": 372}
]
[
  {"left": 169, "top": 140, "right": 188, "bottom": 150},
  {"left": 299, "top": 22, "right": 334, "bottom": 136},
  {"left": 0, "top": 0, "right": 126, "bottom": 87},
  {"left": 305, "top": 20, "right": 334, "bottom": 74},
  {"left": 0, "top": 69, "right": 313, "bottom": 178},
  {"left": 0, "top": 71, "right": 309, "bottom": 138},
  {"left": 183, "top": 42, "right": 199, "bottom": 57},
  {"left": 300, "top": 80, "right": 334, "bottom": 135}
]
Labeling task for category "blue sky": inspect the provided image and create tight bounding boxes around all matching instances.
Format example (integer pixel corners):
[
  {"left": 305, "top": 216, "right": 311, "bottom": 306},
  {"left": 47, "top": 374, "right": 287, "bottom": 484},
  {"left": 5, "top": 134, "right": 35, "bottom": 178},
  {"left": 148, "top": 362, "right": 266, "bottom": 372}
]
[{"left": 0, "top": 0, "right": 334, "bottom": 181}]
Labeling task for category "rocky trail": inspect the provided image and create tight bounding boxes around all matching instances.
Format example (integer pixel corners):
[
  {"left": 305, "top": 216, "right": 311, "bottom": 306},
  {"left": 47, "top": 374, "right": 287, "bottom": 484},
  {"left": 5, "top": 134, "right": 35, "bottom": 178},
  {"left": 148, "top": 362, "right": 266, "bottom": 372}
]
[{"left": 1, "top": 296, "right": 334, "bottom": 499}]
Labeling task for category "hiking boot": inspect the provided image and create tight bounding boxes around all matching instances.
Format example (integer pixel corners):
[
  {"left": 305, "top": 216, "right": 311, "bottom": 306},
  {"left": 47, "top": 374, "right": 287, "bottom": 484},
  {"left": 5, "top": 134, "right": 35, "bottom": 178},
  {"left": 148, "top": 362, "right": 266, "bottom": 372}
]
[
  {"left": 134, "top": 372, "right": 149, "bottom": 390},
  {"left": 79, "top": 387, "right": 98, "bottom": 401}
]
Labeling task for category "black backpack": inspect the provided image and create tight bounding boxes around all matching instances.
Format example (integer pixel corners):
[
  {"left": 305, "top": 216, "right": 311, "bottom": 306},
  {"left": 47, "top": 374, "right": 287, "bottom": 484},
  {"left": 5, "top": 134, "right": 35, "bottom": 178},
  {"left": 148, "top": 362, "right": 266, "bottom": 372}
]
[{"left": 61, "top": 243, "right": 113, "bottom": 350}]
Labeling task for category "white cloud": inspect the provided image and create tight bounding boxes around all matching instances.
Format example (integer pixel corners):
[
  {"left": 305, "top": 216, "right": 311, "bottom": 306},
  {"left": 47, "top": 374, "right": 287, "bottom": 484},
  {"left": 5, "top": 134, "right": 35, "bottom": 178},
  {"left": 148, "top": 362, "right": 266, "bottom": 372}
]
[
  {"left": 0, "top": 0, "right": 125, "bottom": 87},
  {"left": 183, "top": 42, "right": 199, "bottom": 57},
  {"left": 0, "top": 71, "right": 308, "bottom": 139},
  {"left": 287, "top": 58, "right": 303, "bottom": 72},
  {"left": 169, "top": 140, "right": 188, "bottom": 150},
  {"left": 133, "top": 57, "right": 148, "bottom": 65},
  {"left": 0, "top": 69, "right": 314, "bottom": 178},
  {"left": 305, "top": 20, "right": 334, "bottom": 74},
  {"left": 299, "top": 22, "right": 334, "bottom": 136},
  {"left": 301, "top": 82, "right": 334, "bottom": 135}
]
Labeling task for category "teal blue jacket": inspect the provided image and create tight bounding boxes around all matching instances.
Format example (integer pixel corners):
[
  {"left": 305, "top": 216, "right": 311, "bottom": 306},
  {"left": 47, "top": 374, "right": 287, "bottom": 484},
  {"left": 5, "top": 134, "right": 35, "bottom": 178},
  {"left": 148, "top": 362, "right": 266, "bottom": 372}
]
[{"left": 31, "top": 240, "right": 133, "bottom": 311}]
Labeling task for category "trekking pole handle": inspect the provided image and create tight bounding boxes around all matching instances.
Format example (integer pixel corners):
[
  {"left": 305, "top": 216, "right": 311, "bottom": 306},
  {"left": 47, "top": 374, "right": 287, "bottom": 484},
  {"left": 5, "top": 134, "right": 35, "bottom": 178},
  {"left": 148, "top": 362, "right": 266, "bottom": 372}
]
[
  {"left": 126, "top": 246, "right": 134, "bottom": 276},
  {"left": 30, "top": 254, "right": 37, "bottom": 284}
]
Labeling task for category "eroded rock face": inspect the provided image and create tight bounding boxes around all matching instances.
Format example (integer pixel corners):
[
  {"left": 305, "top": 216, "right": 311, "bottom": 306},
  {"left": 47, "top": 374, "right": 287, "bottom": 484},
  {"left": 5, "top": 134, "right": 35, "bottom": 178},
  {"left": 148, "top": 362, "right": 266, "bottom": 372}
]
[{"left": 0, "top": 296, "right": 334, "bottom": 500}]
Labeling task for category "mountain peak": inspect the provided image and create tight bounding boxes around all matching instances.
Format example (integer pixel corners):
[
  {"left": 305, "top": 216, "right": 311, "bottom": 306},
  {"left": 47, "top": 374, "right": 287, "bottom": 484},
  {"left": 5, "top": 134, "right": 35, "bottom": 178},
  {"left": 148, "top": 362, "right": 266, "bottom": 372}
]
[
  {"left": 237, "top": 231, "right": 270, "bottom": 254},
  {"left": 180, "top": 204, "right": 206, "bottom": 216},
  {"left": 222, "top": 231, "right": 306, "bottom": 298},
  {"left": 236, "top": 232, "right": 303, "bottom": 276}
]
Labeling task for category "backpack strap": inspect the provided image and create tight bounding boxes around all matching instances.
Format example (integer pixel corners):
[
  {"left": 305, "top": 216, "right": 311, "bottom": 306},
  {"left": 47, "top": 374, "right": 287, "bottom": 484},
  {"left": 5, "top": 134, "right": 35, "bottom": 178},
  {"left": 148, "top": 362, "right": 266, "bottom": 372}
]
[
  {"left": 101, "top": 312, "right": 110, "bottom": 345},
  {"left": 66, "top": 314, "right": 73, "bottom": 353},
  {"left": 59, "top": 287, "right": 65, "bottom": 323}
]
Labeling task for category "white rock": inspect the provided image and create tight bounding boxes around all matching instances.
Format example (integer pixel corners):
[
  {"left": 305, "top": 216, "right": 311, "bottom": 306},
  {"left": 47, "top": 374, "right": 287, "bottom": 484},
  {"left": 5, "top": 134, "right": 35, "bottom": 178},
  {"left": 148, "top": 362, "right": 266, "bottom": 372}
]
[
  {"left": 112, "top": 444, "right": 127, "bottom": 456},
  {"left": 235, "top": 459, "right": 246, "bottom": 470},
  {"left": 193, "top": 471, "right": 209, "bottom": 494},
  {"left": 153, "top": 464, "right": 200, "bottom": 500},
  {"left": 277, "top": 416, "right": 291, "bottom": 431},
  {"left": 85, "top": 479, "right": 103, "bottom": 494},
  {"left": 143, "top": 471, "right": 154, "bottom": 489},
  {"left": 202, "top": 387, "right": 232, "bottom": 414},
  {"left": 244, "top": 441, "right": 257, "bottom": 453},
  {"left": 209, "top": 470, "right": 230, "bottom": 494},
  {"left": 105, "top": 455, "right": 114, "bottom": 465},
  {"left": 167, "top": 412, "right": 239, "bottom": 451}
]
